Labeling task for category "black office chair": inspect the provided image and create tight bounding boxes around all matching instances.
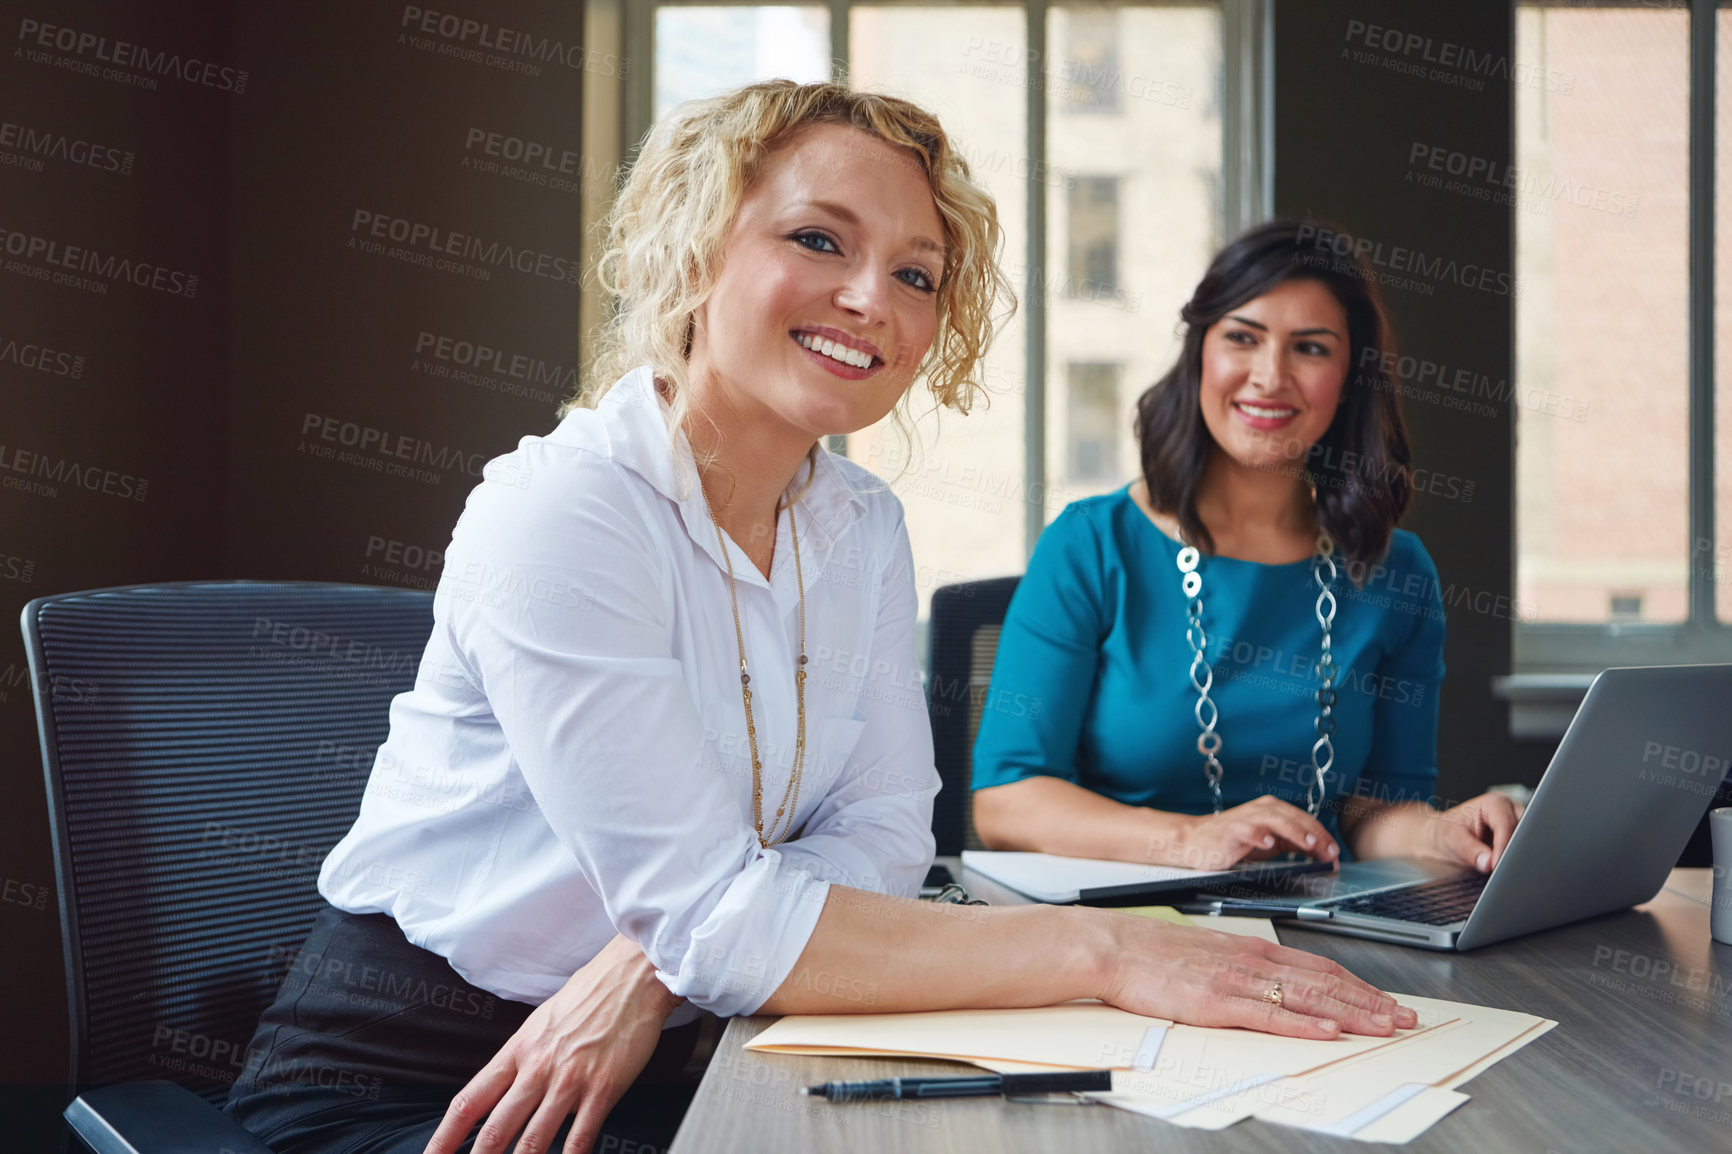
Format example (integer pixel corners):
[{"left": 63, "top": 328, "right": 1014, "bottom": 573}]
[
  {"left": 924, "top": 576, "right": 1021, "bottom": 856},
  {"left": 22, "top": 581, "right": 434, "bottom": 1154}
]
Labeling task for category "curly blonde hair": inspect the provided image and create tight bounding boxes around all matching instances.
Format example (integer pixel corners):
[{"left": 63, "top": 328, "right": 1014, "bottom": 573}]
[{"left": 565, "top": 79, "right": 1015, "bottom": 488}]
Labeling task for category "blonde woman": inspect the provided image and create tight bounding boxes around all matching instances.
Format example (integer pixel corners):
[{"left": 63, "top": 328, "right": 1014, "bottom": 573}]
[{"left": 223, "top": 82, "right": 1416, "bottom": 1154}]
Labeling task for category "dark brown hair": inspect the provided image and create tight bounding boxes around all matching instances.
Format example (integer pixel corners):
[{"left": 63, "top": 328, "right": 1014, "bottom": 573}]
[{"left": 1132, "top": 218, "right": 1412, "bottom": 578}]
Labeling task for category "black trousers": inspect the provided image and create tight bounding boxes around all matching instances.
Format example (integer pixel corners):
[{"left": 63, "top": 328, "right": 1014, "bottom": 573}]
[{"left": 223, "top": 903, "right": 709, "bottom": 1154}]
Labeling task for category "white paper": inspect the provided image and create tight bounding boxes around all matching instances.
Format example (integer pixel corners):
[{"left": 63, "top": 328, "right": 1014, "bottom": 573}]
[{"left": 961, "top": 850, "right": 1248, "bottom": 903}]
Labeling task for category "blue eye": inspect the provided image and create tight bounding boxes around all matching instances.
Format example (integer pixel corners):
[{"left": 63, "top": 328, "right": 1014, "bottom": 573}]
[
  {"left": 794, "top": 230, "right": 838, "bottom": 254},
  {"left": 898, "top": 267, "right": 937, "bottom": 293}
]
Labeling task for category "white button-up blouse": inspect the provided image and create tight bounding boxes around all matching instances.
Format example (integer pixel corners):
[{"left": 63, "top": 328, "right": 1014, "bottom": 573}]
[{"left": 319, "top": 365, "right": 940, "bottom": 1027}]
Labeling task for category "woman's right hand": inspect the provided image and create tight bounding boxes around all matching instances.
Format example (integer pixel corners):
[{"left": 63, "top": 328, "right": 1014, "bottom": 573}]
[
  {"left": 1092, "top": 912, "right": 1416, "bottom": 1039},
  {"left": 1154, "top": 795, "right": 1340, "bottom": 871},
  {"left": 423, "top": 933, "right": 686, "bottom": 1154}
]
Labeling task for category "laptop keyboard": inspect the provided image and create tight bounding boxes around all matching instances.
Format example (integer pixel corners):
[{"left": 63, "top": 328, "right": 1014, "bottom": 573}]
[{"left": 1328, "top": 873, "right": 1489, "bottom": 926}]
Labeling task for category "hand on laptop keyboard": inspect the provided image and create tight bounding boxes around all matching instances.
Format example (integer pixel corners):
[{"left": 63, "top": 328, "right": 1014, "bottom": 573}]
[
  {"left": 1343, "top": 791, "right": 1521, "bottom": 873},
  {"left": 1420, "top": 792, "right": 1522, "bottom": 873},
  {"left": 1156, "top": 795, "right": 1342, "bottom": 870}
]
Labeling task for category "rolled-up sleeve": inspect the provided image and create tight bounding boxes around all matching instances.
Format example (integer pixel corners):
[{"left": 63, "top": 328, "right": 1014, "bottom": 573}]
[
  {"left": 441, "top": 450, "right": 832, "bottom": 1017},
  {"left": 774, "top": 508, "right": 940, "bottom": 901}
]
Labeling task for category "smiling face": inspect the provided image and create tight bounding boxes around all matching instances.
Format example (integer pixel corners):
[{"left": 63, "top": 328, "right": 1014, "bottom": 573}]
[
  {"left": 686, "top": 122, "right": 946, "bottom": 445},
  {"left": 1196, "top": 277, "right": 1351, "bottom": 474}
]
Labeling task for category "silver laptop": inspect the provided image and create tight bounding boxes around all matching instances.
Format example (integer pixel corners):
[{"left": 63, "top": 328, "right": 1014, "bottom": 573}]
[{"left": 1182, "top": 664, "right": 1732, "bottom": 950}]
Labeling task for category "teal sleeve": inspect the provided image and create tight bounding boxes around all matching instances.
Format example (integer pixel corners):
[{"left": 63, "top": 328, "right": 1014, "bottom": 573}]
[
  {"left": 1354, "top": 536, "right": 1447, "bottom": 809},
  {"left": 970, "top": 504, "right": 1113, "bottom": 791}
]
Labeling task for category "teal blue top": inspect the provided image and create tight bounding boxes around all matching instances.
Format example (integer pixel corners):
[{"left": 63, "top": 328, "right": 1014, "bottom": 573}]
[{"left": 970, "top": 486, "right": 1446, "bottom": 845}]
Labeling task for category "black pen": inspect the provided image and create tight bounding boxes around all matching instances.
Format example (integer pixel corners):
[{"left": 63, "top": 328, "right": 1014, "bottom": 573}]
[
  {"left": 802, "top": 1070, "right": 1112, "bottom": 1101},
  {"left": 1176, "top": 899, "right": 1335, "bottom": 919}
]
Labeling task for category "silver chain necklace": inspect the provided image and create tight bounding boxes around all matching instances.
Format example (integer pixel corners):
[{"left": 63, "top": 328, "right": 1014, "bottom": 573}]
[{"left": 1176, "top": 528, "right": 1339, "bottom": 816}]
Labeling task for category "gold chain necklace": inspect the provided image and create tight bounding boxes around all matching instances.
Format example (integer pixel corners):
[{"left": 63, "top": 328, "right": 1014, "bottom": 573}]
[{"left": 699, "top": 481, "right": 808, "bottom": 848}]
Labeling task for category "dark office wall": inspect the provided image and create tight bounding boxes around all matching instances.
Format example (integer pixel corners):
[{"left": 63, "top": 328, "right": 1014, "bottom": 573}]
[
  {"left": 225, "top": 2, "right": 591, "bottom": 585},
  {"left": 1274, "top": 1, "right": 1554, "bottom": 803},
  {"left": 0, "top": 3, "right": 233, "bottom": 1146},
  {"left": 0, "top": 3, "right": 589, "bottom": 1148}
]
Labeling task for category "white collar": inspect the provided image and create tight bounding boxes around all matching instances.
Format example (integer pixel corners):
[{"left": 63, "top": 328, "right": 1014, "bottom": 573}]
[{"left": 581, "top": 366, "right": 870, "bottom": 587}]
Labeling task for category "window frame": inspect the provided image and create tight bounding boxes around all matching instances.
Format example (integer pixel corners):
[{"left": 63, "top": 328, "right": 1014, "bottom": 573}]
[
  {"left": 1503, "top": 0, "right": 1725, "bottom": 730},
  {"left": 602, "top": 1, "right": 1732, "bottom": 734}
]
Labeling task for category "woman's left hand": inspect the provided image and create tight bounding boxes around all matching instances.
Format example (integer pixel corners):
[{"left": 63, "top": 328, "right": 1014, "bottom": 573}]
[{"left": 1417, "top": 791, "right": 1523, "bottom": 873}]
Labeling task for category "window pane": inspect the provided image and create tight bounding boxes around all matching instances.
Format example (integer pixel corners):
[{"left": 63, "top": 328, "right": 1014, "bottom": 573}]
[
  {"left": 845, "top": 6, "right": 1028, "bottom": 618},
  {"left": 1059, "top": 9, "right": 1121, "bottom": 114},
  {"left": 1067, "top": 362, "right": 1120, "bottom": 480},
  {"left": 1068, "top": 176, "right": 1121, "bottom": 295},
  {"left": 1044, "top": 4, "right": 1223, "bottom": 510},
  {"left": 1515, "top": 4, "right": 1689, "bottom": 623},
  {"left": 655, "top": 7, "right": 830, "bottom": 120}
]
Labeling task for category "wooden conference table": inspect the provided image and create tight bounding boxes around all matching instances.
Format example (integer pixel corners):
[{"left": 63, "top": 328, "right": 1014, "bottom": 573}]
[{"left": 670, "top": 859, "right": 1732, "bottom": 1153}]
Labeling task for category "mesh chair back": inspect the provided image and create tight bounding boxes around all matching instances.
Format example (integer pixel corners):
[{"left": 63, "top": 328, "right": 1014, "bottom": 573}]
[
  {"left": 925, "top": 577, "right": 1021, "bottom": 855},
  {"left": 21, "top": 581, "right": 433, "bottom": 1104}
]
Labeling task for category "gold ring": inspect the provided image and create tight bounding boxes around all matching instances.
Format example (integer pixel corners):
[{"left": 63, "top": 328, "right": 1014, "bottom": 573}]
[{"left": 1262, "top": 981, "right": 1284, "bottom": 1007}]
